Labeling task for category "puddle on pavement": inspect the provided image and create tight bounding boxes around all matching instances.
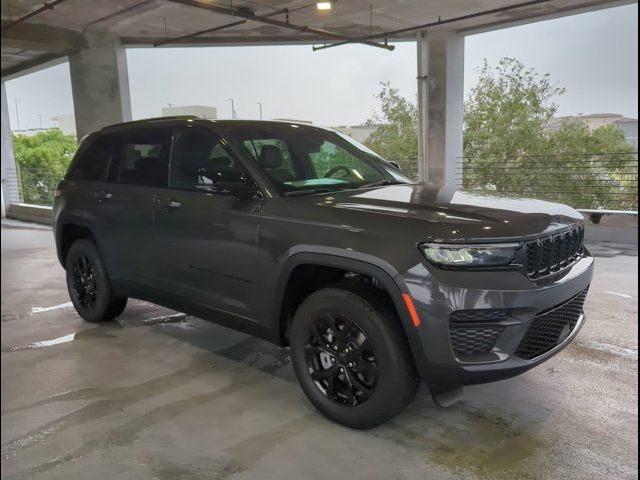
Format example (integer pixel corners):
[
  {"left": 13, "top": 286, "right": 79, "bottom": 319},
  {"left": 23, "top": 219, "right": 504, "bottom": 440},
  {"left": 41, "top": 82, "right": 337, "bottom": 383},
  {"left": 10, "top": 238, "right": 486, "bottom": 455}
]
[
  {"left": 429, "top": 407, "right": 546, "bottom": 479},
  {"left": 1, "top": 312, "right": 21, "bottom": 323},
  {"left": 578, "top": 340, "right": 638, "bottom": 360},
  {"left": 2, "top": 310, "right": 197, "bottom": 354},
  {"left": 381, "top": 404, "right": 549, "bottom": 480},
  {"left": 30, "top": 302, "right": 73, "bottom": 314},
  {"left": 2, "top": 328, "right": 118, "bottom": 353},
  {"left": 117, "top": 312, "right": 190, "bottom": 327}
]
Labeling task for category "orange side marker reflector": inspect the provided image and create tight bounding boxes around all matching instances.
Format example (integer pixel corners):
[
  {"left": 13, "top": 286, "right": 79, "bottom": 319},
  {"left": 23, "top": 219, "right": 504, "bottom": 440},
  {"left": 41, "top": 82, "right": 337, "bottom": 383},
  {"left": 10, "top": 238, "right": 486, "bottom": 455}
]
[{"left": 402, "top": 293, "right": 421, "bottom": 327}]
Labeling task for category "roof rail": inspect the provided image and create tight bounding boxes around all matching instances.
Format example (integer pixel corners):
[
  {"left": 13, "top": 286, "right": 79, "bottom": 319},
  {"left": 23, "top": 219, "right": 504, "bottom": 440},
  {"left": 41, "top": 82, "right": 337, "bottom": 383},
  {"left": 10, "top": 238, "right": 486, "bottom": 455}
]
[{"left": 99, "top": 115, "right": 204, "bottom": 130}]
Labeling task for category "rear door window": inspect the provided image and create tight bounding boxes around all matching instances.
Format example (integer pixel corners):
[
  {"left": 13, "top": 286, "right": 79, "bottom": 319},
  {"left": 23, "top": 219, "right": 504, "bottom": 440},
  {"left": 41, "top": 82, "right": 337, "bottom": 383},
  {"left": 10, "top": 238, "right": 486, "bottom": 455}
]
[{"left": 110, "top": 128, "right": 172, "bottom": 188}]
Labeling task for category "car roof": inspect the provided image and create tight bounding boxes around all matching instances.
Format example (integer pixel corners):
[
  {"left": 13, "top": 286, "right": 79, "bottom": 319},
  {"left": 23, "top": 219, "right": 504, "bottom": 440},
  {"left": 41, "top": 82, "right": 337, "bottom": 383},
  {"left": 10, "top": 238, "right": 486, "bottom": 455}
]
[{"left": 95, "top": 117, "right": 330, "bottom": 135}]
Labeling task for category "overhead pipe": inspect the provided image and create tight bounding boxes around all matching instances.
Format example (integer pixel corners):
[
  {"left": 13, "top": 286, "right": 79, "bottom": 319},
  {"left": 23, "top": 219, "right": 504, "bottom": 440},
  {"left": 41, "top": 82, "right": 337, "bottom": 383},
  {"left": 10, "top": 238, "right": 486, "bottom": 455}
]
[
  {"left": 312, "top": 0, "right": 553, "bottom": 51},
  {"left": 167, "top": 0, "right": 394, "bottom": 51},
  {"left": 155, "top": 6, "right": 292, "bottom": 47},
  {"left": 1, "top": 0, "right": 69, "bottom": 33}
]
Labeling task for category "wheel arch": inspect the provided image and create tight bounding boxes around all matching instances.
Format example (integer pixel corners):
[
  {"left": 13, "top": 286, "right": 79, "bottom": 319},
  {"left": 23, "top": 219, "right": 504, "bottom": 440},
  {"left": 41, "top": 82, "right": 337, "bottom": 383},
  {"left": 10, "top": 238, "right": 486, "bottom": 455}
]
[
  {"left": 272, "top": 252, "right": 429, "bottom": 376},
  {"left": 56, "top": 215, "right": 99, "bottom": 268}
]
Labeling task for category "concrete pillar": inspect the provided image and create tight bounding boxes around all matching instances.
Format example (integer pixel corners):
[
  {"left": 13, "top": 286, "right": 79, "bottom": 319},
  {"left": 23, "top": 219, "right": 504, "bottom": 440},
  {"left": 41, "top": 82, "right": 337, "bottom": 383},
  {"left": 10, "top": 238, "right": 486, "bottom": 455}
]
[
  {"left": 1, "top": 81, "right": 21, "bottom": 214},
  {"left": 416, "top": 29, "right": 464, "bottom": 188},
  {"left": 68, "top": 29, "right": 131, "bottom": 140}
]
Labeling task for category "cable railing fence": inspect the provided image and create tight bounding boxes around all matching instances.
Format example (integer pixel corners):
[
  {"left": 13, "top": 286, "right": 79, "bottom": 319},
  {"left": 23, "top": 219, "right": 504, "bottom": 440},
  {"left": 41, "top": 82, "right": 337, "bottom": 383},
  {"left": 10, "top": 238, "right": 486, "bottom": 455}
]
[
  {"left": 4, "top": 167, "right": 62, "bottom": 207},
  {"left": 460, "top": 152, "right": 638, "bottom": 211},
  {"left": 6, "top": 152, "right": 638, "bottom": 211}
]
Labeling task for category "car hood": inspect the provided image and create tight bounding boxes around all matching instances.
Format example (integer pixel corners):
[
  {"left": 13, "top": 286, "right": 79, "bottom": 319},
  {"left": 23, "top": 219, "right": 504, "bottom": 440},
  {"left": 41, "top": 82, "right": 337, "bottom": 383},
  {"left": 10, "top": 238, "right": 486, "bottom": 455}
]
[{"left": 293, "top": 183, "right": 584, "bottom": 241}]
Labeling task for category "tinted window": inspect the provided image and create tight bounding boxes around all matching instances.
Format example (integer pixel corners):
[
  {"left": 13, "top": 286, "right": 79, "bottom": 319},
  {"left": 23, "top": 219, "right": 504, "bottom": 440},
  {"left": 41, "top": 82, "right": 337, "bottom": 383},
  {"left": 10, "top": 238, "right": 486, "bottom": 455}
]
[
  {"left": 226, "top": 124, "right": 410, "bottom": 195},
  {"left": 112, "top": 128, "right": 172, "bottom": 188},
  {"left": 67, "top": 136, "right": 116, "bottom": 181},
  {"left": 243, "top": 139, "right": 296, "bottom": 180},
  {"left": 170, "top": 128, "right": 248, "bottom": 192},
  {"left": 308, "top": 140, "right": 379, "bottom": 180}
]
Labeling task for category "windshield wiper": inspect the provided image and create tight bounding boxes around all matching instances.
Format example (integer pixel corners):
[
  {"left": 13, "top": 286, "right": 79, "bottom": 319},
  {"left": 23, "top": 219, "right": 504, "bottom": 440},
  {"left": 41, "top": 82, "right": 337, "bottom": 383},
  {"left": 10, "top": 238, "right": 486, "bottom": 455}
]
[
  {"left": 283, "top": 188, "right": 333, "bottom": 197},
  {"left": 360, "top": 180, "right": 407, "bottom": 188}
]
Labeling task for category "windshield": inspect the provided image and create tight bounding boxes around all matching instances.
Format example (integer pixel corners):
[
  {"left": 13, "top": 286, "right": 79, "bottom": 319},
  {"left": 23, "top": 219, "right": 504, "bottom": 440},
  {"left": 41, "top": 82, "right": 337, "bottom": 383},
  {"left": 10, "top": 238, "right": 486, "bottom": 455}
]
[{"left": 221, "top": 123, "right": 411, "bottom": 195}]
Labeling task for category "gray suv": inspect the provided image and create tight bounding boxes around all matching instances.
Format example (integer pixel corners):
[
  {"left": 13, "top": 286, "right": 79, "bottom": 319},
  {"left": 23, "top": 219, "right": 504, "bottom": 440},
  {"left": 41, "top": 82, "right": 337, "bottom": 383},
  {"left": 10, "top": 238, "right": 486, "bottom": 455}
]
[{"left": 53, "top": 117, "right": 594, "bottom": 429}]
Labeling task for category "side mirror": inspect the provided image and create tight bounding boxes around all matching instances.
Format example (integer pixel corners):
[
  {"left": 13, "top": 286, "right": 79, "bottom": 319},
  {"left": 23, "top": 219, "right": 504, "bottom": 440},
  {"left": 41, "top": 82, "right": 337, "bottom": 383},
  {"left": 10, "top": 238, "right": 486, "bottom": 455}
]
[{"left": 215, "top": 181, "right": 259, "bottom": 197}]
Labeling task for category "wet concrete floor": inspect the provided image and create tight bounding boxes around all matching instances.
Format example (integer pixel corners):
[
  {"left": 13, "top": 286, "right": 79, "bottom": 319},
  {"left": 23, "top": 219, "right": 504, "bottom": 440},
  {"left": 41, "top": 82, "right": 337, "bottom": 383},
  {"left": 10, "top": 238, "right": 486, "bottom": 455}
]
[{"left": 1, "top": 221, "right": 637, "bottom": 479}]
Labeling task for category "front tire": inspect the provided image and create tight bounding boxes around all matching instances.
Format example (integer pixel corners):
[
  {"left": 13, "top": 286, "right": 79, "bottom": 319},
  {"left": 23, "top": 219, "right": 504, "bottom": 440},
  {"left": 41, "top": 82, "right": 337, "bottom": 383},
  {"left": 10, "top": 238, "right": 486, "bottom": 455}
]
[
  {"left": 289, "top": 285, "right": 418, "bottom": 429},
  {"left": 65, "top": 239, "right": 127, "bottom": 323}
]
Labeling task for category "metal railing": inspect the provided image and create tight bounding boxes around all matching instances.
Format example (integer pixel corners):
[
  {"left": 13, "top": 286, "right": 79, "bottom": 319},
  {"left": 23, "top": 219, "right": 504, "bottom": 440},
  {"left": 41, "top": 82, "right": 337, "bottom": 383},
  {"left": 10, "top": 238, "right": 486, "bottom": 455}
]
[
  {"left": 459, "top": 153, "right": 638, "bottom": 211},
  {"left": 5, "top": 152, "right": 638, "bottom": 212},
  {"left": 4, "top": 167, "right": 62, "bottom": 207},
  {"left": 388, "top": 158, "right": 419, "bottom": 180}
]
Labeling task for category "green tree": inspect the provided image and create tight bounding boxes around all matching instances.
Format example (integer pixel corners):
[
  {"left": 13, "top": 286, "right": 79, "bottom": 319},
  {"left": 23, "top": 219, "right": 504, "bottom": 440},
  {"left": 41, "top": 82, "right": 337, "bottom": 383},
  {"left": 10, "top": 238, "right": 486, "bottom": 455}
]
[
  {"left": 463, "top": 58, "right": 565, "bottom": 158},
  {"left": 461, "top": 58, "right": 636, "bottom": 209},
  {"left": 12, "top": 129, "right": 77, "bottom": 205},
  {"left": 540, "top": 121, "right": 637, "bottom": 209},
  {"left": 364, "top": 82, "right": 418, "bottom": 177}
]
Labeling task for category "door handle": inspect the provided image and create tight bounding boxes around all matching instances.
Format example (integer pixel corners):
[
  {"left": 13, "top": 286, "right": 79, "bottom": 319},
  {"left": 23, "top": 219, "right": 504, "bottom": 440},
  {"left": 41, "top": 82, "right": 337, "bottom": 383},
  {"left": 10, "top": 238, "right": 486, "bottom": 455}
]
[
  {"left": 95, "top": 191, "right": 112, "bottom": 202},
  {"left": 160, "top": 198, "right": 182, "bottom": 211}
]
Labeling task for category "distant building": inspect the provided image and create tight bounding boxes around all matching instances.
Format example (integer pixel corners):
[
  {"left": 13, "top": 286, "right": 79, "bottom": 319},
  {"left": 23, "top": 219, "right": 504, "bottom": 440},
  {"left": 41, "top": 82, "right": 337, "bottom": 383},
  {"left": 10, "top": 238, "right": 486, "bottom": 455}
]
[
  {"left": 614, "top": 117, "right": 638, "bottom": 149},
  {"left": 51, "top": 114, "right": 76, "bottom": 136},
  {"left": 546, "top": 113, "right": 638, "bottom": 149},
  {"left": 332, "top": 124, "right": 378, "bottom": 143},
  {"left": 161, "top": 105, "right": 217, "bottom": 120}
]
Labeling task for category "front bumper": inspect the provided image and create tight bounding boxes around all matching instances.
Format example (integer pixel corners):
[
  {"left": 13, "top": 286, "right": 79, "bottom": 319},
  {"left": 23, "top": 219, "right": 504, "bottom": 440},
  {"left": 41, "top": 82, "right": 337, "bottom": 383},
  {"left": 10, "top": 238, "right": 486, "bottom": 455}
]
[{"left": 397, "top": 253, "right": 594, "bottom": 387}]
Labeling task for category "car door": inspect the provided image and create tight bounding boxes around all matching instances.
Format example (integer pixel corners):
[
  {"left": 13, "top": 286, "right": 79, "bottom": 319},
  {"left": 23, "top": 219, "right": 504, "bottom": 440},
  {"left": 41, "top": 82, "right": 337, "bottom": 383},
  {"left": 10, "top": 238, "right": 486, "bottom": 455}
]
[
  {"left": 97, "top": 127, "right": 173, "bottom": 290},
  {"left": 153, "top": 127, "right": 262, "bottom": 321}
]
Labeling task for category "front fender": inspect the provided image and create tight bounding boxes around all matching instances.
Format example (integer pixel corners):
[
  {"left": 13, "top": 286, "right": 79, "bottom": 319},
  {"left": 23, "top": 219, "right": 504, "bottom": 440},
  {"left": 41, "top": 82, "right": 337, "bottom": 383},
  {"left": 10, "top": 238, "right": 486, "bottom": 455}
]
[{"left": 271, "top": 251, "right": 430, "bottom": 379}]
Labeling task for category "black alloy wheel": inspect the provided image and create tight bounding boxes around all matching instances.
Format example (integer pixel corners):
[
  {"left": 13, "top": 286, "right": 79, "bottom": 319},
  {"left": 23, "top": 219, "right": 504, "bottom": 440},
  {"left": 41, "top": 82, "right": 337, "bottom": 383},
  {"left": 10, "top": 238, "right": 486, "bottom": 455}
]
[
  {"left": 65, "top": 239, "right": 127, "bottom": 323},
  {"left": 305, "top": 313, "right": 378, "bottom": 406},
  {"left": 290, "top": 284, "right": 418, "bottom": 429},
  {"left": 70, "top": 255, "right": 98, "bottom": 309}
]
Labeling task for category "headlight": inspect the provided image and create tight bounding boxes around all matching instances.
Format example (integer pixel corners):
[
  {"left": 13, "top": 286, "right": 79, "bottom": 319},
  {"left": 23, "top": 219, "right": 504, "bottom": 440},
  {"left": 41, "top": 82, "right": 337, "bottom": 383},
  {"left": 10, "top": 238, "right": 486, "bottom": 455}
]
[{"left": 420, "top": 243, "right": 521, "bottom": 267}]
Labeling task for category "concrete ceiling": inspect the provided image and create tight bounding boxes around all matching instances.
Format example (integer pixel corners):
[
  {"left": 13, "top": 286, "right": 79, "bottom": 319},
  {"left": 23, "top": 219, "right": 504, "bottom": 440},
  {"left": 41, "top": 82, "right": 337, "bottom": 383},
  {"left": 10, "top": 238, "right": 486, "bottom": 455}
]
[{"left": 1, "top": 0, "right": 634, "bottom": 78}]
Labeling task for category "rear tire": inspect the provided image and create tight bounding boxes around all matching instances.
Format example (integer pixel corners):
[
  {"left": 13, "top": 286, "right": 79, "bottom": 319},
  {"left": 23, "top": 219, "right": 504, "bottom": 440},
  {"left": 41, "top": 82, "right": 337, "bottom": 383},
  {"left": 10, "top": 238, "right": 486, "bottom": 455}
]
[
  {"left": 65, "top": 239, "right": 127, "bottom": 323},
  {"left": 289, "top": 284, "right": 418, "bottom": 429}
]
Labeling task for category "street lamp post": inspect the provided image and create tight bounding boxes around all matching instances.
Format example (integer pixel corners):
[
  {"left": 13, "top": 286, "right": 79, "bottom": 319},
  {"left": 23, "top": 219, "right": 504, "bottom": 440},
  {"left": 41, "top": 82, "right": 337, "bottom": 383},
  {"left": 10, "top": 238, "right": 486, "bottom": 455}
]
[
  {"left": 14, "top": 100, "right": 21, "bottom": 131},
  {"left": 228, "top": 98, "right": 236, "bottom": 119},
  {"left": 257, "top": 102, "right": 263, "bottom": 120}
]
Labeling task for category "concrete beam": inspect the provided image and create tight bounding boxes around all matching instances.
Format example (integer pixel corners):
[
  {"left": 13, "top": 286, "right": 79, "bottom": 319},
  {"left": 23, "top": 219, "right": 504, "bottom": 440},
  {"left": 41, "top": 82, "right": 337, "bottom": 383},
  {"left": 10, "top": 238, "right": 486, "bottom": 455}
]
[
  {"left": 459, "top": 0, "right": 637, "bottom": 35},
  {"left": 0, "top": 21, "right": 84, "bottom": 52},
  {"left": 1, "top": 53, "right": 68, "bottom": 80},
  {"left": 416, "top": 29, "right": 464, "bottom": 188},
  {"left": 68, "top": 29, "right": 131, "bottom": 139}
]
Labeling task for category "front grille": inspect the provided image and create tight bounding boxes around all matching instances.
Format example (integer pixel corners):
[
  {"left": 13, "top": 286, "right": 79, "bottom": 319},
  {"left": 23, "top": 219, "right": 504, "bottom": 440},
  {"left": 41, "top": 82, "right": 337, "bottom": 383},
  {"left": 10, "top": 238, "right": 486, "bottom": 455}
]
[
  {"left": 525, "top": 225, "right": 585, "bottom": 279},
  {"left": 450, "top": 325, "right": 505, "bottom": 356},
  {"left": 514, "top": 288, "right": 588, "bottom": 360}
]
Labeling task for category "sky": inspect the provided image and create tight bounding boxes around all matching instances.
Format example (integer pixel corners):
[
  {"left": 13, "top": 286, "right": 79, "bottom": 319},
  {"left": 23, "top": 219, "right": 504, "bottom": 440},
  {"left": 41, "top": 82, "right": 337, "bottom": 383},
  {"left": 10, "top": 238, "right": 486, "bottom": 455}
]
[{"left": 4, "top": 3, "right": 638, "bottom": 131}]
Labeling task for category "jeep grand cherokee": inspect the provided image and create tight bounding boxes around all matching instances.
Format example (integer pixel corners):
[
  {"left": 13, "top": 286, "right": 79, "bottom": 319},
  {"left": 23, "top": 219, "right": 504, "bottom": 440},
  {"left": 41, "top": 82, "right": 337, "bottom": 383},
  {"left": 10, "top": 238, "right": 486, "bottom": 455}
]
[{"left": 53, "top": 117, "right": 593, "bottom": 429}]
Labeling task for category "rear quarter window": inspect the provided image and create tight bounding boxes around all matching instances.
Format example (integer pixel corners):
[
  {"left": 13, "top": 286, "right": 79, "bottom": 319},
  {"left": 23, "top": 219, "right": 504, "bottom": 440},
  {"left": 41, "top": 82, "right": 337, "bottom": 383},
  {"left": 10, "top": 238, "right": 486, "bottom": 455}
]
[
  {"left": 110, "top": 128, "right": 172, "bottom": 188},
  {"left": 67, "top": 136, "right": 117, "bottom": 181}
]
